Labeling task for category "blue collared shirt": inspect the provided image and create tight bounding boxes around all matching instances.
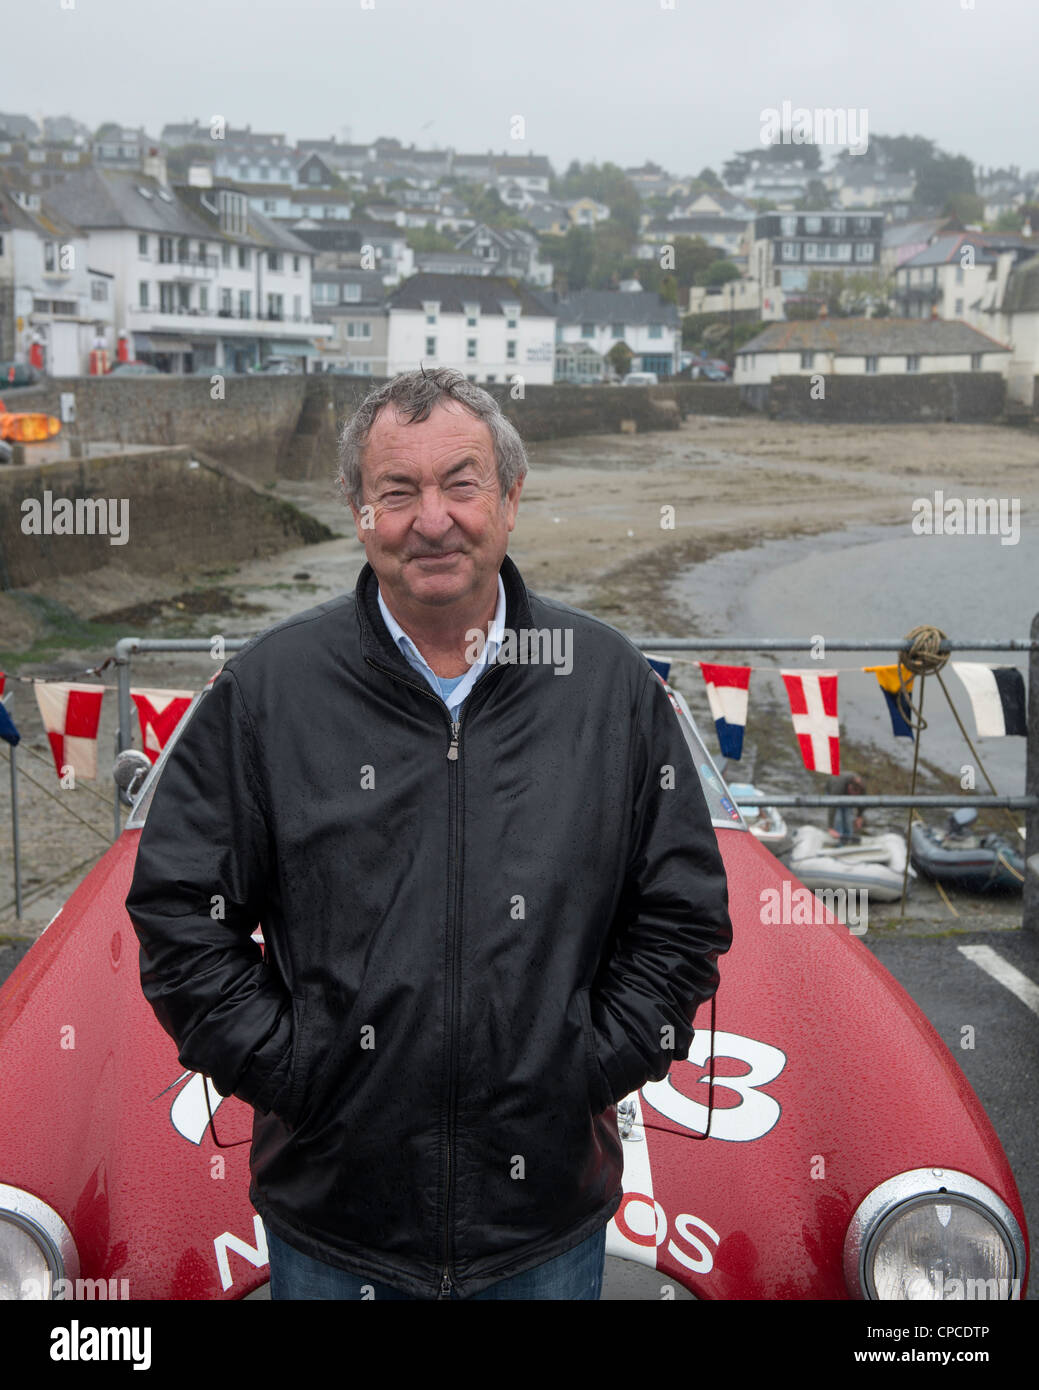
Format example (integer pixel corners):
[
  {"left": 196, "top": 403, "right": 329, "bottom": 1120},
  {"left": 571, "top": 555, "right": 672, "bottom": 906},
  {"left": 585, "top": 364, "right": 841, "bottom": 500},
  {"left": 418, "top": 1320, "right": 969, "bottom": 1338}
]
[{"left": 376, "top": 573, "right": 506, "bottom": 721}]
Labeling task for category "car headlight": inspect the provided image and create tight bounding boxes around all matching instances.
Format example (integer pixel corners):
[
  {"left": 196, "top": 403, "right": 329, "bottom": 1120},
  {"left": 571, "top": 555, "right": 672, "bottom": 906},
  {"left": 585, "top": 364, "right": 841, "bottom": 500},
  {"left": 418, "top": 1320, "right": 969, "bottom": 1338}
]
[
  {"left": 0, "top": 1185, "right": 79, "bottom": 1300},
  {"left": 844, "top": 1169, "right": 1025, "bottom": 1300}
]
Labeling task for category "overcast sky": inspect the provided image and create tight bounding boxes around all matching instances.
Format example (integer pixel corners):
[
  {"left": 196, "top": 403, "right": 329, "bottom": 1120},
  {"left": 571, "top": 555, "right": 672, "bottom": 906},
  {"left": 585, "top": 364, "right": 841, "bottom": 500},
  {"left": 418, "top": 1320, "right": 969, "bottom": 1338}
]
[{"left": 7, "top": 0, "right": 1036, "bottom": 176}]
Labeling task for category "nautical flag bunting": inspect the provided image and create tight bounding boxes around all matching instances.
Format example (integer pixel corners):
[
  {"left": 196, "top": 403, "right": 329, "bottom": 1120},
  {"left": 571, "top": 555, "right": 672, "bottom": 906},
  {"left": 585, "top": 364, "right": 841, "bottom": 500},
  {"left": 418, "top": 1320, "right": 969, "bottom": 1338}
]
[
  {"left": 780, "top": 669, "right": 840, "bottom": 775},
  {"left": 950, "top": 663, "right": 1027, "bottom": 737},
  {"left": 33, "top": 681, "right": 105, "bottom": 782},
  {"left": 130, "top": 688, "right": 195, "bottom": 764},
  {"left": 863, "top": 664, "right": 915, "bottom": 739},
  {"left": 699, "top": 662, "right": 752, "bottom": 760}
]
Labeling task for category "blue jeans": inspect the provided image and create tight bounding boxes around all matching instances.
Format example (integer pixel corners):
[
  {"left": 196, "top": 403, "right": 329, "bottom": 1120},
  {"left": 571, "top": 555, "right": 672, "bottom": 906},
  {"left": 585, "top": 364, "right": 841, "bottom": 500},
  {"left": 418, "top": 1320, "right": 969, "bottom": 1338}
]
[{"left": 267, "top": 1223, "right": 607, "bottom": 1301}]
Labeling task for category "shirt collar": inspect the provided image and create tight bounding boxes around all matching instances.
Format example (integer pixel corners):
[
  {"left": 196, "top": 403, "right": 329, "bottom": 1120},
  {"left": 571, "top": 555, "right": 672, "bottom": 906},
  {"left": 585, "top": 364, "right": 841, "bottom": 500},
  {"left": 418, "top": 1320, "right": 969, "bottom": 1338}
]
[{"left": 376, "top": 570, "right": 507, "bottom": 671}]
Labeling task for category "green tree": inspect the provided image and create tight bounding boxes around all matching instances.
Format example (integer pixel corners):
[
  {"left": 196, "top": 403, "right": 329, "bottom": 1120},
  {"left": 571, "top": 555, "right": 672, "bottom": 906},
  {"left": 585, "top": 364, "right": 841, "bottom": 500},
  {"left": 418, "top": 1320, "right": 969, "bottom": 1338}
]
[
  {"left": 943, "top": 191, "right": 985, "bottom": 224},
  {"left": 404, "top": 226, "right": 459, "bottom": 253},
  {"left": 607, "top": 341, "right": 633, "bottom": 377},
  {"left": 992, "top": 208, "right": 1025, "bottom": 232},
  {"left": 696, "top": 166, "right": 723, "bottom": 188},
  {"left": 914, "top": 153, "right": 976, "bottom": 209},
  {"left": 698, "top": 259, "right": 742, "bottom": 288}
]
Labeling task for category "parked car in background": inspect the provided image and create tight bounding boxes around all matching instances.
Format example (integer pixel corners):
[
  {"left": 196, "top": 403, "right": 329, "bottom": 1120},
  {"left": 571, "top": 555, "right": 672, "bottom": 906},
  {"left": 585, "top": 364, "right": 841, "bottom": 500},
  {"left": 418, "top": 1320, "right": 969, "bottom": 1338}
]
[
  {"left": 0, "top": 361, "right": 42, "bottom": 388},
  {"left": 621, "top": 371, "right": 659, "bottom": 386},
  {"left": 108, "top": 361, "right": 162, "bottom": 376},
  {"left": 0, "top": 437, "right": 13, "bottom": 464},
  {"left": 0, "top": 672, "right": 1027, "bottom": 1300},
  {"left": 253, "top": 357, "right": 302, "bottom": 375}
]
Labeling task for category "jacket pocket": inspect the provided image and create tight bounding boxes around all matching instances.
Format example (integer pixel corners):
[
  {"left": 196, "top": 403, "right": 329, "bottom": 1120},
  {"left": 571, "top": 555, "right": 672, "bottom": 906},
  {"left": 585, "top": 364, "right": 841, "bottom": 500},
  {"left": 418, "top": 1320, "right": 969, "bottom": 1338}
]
[
  {"left": 281, "top": 991, "right": 312, "bottom": 1129},
  {"left": 576, "top": 986, "right": 612, "bottom": 1114}
]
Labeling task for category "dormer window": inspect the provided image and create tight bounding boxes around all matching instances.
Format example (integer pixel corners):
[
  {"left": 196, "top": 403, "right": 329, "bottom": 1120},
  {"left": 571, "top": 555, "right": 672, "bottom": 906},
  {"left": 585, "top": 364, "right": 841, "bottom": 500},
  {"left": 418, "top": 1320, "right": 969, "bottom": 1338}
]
[
  {"left": 464, "top": 302, "right": 479, "bottom": 327},
  {"left": 423, "top": 300, "right": 439, "bottom": 324}
]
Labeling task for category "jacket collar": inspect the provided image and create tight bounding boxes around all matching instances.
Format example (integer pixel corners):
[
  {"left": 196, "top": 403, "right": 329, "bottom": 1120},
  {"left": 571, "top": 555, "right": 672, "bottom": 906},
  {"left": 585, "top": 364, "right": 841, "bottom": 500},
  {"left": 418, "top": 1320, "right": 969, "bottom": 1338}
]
[{"left": 355, "top": 551, "right": 534, "bottom": 676}]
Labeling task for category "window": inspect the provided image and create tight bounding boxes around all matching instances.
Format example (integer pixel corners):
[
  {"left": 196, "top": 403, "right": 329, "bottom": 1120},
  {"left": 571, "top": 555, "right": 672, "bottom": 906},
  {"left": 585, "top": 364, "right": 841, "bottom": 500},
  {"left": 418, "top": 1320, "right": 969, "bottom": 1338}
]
[
  {"left": 293, "top": 295, "right": 302, "bottom": 320},
  {"left": 220, "top": 288, "right": 233, "bottom": 313},
  {"left": 464, "top": 303, "right": 479, "bottom": 326},
  {"left": 780, "top": 215, "right": 797, "bottom": 236},
  {"left": 580, "top": 322, "right": 595, "bottom": 337},
  {"left": 854, "top": 243, "right": 875, "bottom": 262},
  {"left": 828, "top": 217, "right": 846, "bottom": 235},
  {"left": 267, "top": 293, "right": 284, "bottom": 320},
  {"left": 467, "top": 338, "right": 477, "bottom": 358},
  {"left": 177, "top": 238, "right": 189, "bottom": 262},
  {"left": 781, "top": 242, "right": 801, "bottom": 261},
  {"left": 199, "top": 286, "right": 209, "bottom": 312},
  {"left": 341, "top": 283, "right": 361, "bottom": 303},
  {"left": 804, "top": 215, "right": 822, "bottom": 233},
  {"left": 293, "top": 255, "right": 301, "bottom": 272},
  {"left": 263, "top": 200, "right": 277, "bottom": 213},
  {"left": 239, "top": 289, "right": 251, "bottom": 317},
  {"left": 971, "top": 353, "right": 983, "bottom": 370},
  {"left": 424, "top": 301, "right": 439, "bottom": 324},
  {"left": 198, "top": 242, "right": 207, "bottom": 261},
  {"left": 268, "top": 252, "right": 282, "bottom": 272},
  {"left": 347, "top": 321, "right": 372, "bottom": 339},
  {"left": 506, "top": 339, "right": 516, "bottom": 360},
  {"left": 648, "top": 324, "right": 662, "bottom": 338},
  {"left": 800, "top": 351, "right": 815, "bottom": 369},
  {"left": 238, "top": 246, "right": 251, "bottom": 270},
  {"left": 853, "top": 216, "right": 873, "bottom": 235},
  {"left": 177, "top": 284, "right": 190, "bottom": 311},
  {"left": 865, "top": 355, "right": 878, "bottom": 373},
  {"left": 803, "top": 243, "right": 819, "bottom": 261},
  {"left": 221, "top": 244, "right": 232, "bottom": 267},
  {"left": 955, "top": 298, "right": 964, "bottom": 316},
  {"left": 485, "top": 374, "right": 496, "bottom": 383},
  {"left": 324, "top": 207, "right": 336, "bottom": 220},
  {"left": 138, "top": 233, "right": 149, "bottom": 256},
  {"left": 160, "top": 282, "right": 176, "bottom": 313},
  {"left": 955, "top": 265, "right": 965, "bottom": 285},
  {"left": 91, "top": 280, "right": 108, "bottom": 302},
  {"left": 467, "top": 374, "right": 477, "bottom": 382},
  {"left": 611, "top": 323, "right": 624, "bottom": 338},
  {"left": 425, "top": 336, "right": 436, "bottom": 356},
  {"left": 159, "top": 236, "right": 173, "bottom": 263},
  {"left": 906, "top": 354, "right": 920, "bottom": 372},
  {"left": 28, "top": 149, "right": 46, "bottom": 164},
  {"left": 139, "top": 282, "right": 149, "bottom": 307},
  {"left": 43, "top": 241, "right": 56, "bottom": 271}
]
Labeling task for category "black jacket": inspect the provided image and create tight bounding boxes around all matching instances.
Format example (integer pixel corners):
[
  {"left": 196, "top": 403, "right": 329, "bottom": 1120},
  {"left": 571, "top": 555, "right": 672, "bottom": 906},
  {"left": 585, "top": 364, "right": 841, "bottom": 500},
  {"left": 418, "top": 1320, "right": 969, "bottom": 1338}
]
[{"left": 125, "top": 554, "right": 732, "bottom": 1298}]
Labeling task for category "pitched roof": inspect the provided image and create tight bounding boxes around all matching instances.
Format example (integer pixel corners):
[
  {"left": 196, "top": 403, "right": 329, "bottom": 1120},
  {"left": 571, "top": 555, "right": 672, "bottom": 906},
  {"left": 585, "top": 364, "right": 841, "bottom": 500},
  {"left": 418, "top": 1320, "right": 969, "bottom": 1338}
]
[
  {"left": 899, "top": 233, "right": 997, "bottom": 269},
  {"left": 736, "top": 317, "right": 1011, "bottom": 356},
  {"left": 42, "top": 167, "right": 216, "bottom": 237},
  {"left": 387, "top": 272, "right": 552, "bottom": 317},
  {"left": 537, "top": 288, "right": 679, "bottom": 327},
  {"left": 1001, "top": 255, "right": 1039, "bottom": 313}
]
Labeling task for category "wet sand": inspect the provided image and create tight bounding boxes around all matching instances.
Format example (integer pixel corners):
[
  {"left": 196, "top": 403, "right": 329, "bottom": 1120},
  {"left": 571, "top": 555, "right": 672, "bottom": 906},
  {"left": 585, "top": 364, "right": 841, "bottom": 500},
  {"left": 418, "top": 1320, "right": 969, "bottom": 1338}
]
[{"left": 2, "top": 413, "right": 1037, "bottom": 938}]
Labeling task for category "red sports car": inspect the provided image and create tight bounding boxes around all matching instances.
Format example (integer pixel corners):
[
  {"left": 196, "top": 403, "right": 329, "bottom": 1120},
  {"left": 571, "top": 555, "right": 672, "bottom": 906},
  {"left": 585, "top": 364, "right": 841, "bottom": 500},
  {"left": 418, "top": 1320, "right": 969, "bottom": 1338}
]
[{"left": 0, "top": 677, "right": 1028, "bottom": 1300}]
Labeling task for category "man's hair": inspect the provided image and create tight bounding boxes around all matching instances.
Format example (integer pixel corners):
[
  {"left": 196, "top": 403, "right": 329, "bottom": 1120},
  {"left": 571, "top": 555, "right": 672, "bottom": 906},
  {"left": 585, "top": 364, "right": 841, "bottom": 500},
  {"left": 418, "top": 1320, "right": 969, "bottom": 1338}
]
[{"left": 336, "top": 367, "right": 529, "bottom": 509}]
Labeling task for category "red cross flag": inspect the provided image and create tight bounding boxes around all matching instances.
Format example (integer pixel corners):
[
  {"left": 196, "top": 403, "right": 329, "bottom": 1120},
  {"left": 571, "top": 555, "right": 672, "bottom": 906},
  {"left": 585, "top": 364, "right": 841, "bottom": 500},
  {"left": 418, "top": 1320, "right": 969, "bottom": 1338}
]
[
  {"left": 780, "top": 669, "right": 841, "bottom": 775},
  {"left": 33, "top": 681, "right": 105, "bottom": 782},
  {"left": 130, "top": 688, "right": 196, "bottom": 764}
]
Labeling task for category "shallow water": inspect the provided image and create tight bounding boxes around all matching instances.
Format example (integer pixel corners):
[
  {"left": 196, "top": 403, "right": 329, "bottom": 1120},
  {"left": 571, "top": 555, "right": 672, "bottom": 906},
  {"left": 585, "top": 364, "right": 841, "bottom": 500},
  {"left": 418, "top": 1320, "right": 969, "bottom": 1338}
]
[{"left": 668, "top": 521, "right": 1037, "bottom": 794}]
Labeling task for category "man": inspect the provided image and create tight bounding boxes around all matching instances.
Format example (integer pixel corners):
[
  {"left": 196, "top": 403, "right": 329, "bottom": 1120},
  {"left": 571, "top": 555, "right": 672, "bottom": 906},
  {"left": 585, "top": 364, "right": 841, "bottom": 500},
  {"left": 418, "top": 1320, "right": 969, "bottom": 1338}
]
[
  {"left": 125, "top": 368, "right": 732, "bottom": 1301},
  {"left": 828, "top": 770, "right": 867, "bottom": 842}
]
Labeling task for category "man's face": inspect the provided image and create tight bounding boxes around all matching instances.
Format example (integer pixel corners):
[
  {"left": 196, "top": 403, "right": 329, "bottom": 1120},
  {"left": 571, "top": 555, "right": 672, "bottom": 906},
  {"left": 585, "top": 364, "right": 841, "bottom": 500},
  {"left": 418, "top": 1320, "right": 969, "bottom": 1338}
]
[{"left": 350, "top": 399, "right": 522, "bottom": 614}]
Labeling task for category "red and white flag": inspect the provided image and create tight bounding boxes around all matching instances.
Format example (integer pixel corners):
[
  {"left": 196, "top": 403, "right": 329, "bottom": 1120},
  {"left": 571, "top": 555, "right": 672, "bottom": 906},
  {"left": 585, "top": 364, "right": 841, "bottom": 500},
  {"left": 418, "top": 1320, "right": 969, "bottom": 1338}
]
[
  {"left": 781, "top": 669, "right": 840, "bottom": 775},
  {"left": 130, "top": 688, "right": 195, "bottom": 764},
  {"left": 33, "top": 682, "right": 105, "bottom": 782}
]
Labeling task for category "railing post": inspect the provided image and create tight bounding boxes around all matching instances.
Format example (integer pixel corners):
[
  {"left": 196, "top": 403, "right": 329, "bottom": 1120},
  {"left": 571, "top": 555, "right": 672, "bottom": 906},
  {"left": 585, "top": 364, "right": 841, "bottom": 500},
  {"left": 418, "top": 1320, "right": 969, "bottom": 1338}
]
[{"left": 1025, "top": 611, "right": 1039, "bottom": 933}]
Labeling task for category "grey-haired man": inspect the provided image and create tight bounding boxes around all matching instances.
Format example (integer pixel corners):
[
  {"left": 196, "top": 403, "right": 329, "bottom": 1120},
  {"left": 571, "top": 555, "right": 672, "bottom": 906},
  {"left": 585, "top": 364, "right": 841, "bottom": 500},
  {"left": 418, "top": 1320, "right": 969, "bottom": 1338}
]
[{"left": 126, "top": 367, "right": 732, "bottom": 1300}]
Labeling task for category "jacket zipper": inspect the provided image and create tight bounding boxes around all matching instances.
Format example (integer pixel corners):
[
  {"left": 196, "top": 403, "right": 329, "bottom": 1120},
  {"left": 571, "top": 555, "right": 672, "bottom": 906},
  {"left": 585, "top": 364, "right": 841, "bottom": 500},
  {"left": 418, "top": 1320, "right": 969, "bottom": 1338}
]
[{"left": 364, "top": 654, "right": 505, "bottom": 1300}]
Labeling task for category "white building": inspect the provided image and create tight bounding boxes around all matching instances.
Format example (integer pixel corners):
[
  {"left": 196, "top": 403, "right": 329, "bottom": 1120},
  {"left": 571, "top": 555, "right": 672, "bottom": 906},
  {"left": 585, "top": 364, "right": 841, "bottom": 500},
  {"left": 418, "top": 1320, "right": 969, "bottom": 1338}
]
[
  {"left": 0, "top": 187, "right": 114, "bottom": 372},
  {"left": 540, "top": 288, "right": 681, "bottom": 378},
  {"left": 385, "top": 272, "right": 555, "bottom": 384},
  {"left": 734, "top": 318, "right": 1011, "bottom": 386},
  {"left": 43, "top": 159, "right": 330, "bottom": 373}
]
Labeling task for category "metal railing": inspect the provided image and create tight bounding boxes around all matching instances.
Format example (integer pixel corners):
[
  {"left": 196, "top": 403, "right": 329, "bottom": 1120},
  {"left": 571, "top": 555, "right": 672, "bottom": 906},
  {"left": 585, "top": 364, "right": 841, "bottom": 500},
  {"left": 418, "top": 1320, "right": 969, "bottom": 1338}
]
[{"left": 104, "top": 620, "right": 1039, "bottom": 928}]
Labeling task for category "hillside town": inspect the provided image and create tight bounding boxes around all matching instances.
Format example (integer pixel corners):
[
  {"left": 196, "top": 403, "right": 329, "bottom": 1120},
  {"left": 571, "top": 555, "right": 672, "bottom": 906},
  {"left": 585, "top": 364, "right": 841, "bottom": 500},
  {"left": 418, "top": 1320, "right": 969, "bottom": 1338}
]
[{"left": 2, "top": 113, "right": 1038, "bottom": 406}]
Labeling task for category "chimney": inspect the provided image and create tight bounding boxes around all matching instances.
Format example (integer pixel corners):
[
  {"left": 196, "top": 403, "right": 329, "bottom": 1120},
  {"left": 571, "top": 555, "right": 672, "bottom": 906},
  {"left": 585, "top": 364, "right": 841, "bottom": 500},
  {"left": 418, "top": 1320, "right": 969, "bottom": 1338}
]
[
  {"left": 188, "top": 161, "right": 214, "bottom": 188},
  {"left": 141, "top": 146, "right": 167, "bottom": 185}
]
